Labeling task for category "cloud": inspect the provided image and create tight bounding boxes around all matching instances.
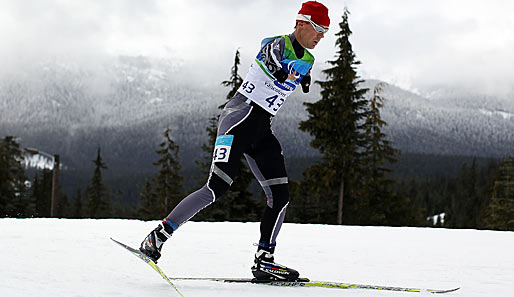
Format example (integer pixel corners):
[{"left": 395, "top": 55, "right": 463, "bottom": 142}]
[
  {"left": 347, "top": 0, "right": 514, "bottom": 96},
  {"left": 1, "top": 0, "right": 513, "bottom": 96}
]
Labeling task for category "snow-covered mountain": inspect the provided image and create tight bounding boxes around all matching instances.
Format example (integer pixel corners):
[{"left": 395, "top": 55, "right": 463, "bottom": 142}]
[
  {"left": 0, "top": 56, "right": 225, "bottom": 172},
  {"left": 363, "top": 81, "right": 514, "bottom": 157},
  {"left": 1, "top": 56, "right": 513, "bottom": 175}
]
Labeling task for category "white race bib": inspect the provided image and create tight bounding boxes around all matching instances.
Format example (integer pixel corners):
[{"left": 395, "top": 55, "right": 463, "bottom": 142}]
[{"left": 237, "top": 60, "right": 297, "bottom": 115}]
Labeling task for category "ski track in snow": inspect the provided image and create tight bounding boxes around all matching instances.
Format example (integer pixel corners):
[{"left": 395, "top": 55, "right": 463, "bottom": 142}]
[{"left": 1, "top": 219, "right": 512, "bottom": 297}]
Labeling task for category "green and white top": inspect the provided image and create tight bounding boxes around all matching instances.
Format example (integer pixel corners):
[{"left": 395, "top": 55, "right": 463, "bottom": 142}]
[{"left": 237, "top": 33, "right": 314, "bottom": 115}]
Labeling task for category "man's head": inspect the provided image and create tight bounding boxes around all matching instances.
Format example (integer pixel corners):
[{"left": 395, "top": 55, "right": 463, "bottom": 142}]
[{"left": 295, "top": 1, "right": 329, "bottom": 49}]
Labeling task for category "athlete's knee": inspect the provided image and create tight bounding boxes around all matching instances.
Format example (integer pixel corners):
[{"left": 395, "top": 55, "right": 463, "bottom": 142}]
[
  {"left": 207, "top": 169, "right": 232, "bottom": 199},
  {"left": 189, "top": 185, "right": 217, "bottom": 204},
  {"left": 267, "top": 183, "right": 289, "bottom": 209}
]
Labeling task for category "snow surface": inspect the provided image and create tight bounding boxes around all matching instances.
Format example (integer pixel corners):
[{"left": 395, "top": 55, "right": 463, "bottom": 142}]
[{"left": 1, "top": 219, "right": 513, "bottom": 297}]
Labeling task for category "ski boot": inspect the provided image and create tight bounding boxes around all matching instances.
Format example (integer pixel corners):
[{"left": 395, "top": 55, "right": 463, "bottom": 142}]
[
  {"left": 139, "top": 219, "right": 174, "bottom": 263},
  {"left": 251, "top": 245, "right": 300, "bottom": 281}
]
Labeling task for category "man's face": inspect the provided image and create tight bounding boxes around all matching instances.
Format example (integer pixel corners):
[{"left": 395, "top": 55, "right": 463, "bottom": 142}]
[{"left": 295, "top": 21, "right": 327, "bottom": 49}]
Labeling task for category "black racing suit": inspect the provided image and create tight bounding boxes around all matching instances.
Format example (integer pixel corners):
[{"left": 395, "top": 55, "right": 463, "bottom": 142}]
[{"left": 165, "top": 32, "right": 309, "bottom": 248}]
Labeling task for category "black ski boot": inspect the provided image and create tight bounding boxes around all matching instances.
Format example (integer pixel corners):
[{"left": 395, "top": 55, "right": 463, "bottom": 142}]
[
  {"left": 139, "top": 220, "right": 174, "bottom": 263},
  {"left": 251, "top": 245, "right": 300, "bottom": 281}
]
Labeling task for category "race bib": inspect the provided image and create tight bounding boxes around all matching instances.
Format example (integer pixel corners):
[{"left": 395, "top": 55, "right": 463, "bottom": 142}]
[
  {"left": 213, "top": 135, "right": 234, "bottom": 163},
  {"left": 237, "top": 60, "right": 296, "bottom": 115}
]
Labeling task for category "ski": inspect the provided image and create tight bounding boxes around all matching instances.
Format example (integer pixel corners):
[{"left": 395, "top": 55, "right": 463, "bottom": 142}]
[
  {"left": 170, "top": 277, "right": 460, "bottom": 294},
  {"left": 110, "top": 238, "right": 185, "bottom": 297}
]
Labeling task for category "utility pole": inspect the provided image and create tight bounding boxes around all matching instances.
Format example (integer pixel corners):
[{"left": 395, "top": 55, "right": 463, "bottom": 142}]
[
  {"left": 23, "top": 148, "right": 60, "bottom": 217},
  {"left": 51, "top": 154, "right": 60, "bottom": 217}
]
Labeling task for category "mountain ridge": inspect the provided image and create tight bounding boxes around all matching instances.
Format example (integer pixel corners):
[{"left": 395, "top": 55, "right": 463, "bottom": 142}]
[{"left": 1, "top": 56, "right": 512, "bottom": 174}]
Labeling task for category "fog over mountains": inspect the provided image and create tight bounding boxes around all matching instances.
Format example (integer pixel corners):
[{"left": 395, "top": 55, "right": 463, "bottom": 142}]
[{"left": 1, "top": 55, "right": 513, "bottom": 179}]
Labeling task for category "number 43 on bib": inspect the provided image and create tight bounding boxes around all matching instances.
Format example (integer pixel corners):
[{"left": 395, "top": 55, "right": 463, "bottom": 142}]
[
  {"left": 265, "top": 94, "right": 285, "bottom": 112},
  {"left": 213, "top": 135, "right": 234, "bottom": 163}
]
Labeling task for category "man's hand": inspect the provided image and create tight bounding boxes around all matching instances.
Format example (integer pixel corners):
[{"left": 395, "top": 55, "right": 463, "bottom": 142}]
[
  {"left": 287, "top": 71, "right": 298, "bottom": 81},
  {"left": 274, "top": 70, "right": 299, "bottom": 84},
  {"left": 274, "top": 69, "right": 288, "bottom": 83},
  {"left": 301, "top": 75, "right": 311, "bottom": 93}
]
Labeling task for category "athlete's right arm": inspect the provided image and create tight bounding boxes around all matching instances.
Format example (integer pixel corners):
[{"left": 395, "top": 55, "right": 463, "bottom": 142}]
[{"left": 260, "top": 37, "right": 288, "bottom": 83}]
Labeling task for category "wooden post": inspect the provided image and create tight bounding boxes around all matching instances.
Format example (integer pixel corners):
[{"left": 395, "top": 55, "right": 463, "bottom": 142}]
[
  {"left": 51, "top": 154, "right": 60, "bottom": 217},
  {"left": 337, "top": 175, "right": 344, "bottom": 225}
]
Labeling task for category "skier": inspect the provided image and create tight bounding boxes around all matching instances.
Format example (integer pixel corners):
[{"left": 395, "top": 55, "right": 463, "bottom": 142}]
[{"left": 140, "top": 1, "right": 329, "bottom": 281}]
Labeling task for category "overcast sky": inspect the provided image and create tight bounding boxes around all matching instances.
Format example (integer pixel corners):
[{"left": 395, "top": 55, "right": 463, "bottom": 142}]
[{"left": 1, "top": 0, "right": 513, "bottom": 96}]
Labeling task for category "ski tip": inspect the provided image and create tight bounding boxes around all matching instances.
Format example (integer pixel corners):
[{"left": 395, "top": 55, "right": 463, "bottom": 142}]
[
  {"left": 110, "top": 237, "right": 118, "bottom": 243},
  {"left": 429, "top": 287, "right": 460, "bottom": 294},
  {"left": 110, "top": 238, "right": 132, "bottom": 249},
  {"left": 444, "top": 287, "right": 460, "bottom": 293}
]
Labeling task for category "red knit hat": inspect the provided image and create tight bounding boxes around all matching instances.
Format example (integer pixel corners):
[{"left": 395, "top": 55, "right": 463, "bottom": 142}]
[{"left": 297, "top": 1, "right": 330, "bottom": 27}]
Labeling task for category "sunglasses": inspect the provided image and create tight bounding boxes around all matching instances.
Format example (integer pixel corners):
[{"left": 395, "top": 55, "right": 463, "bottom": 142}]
[{"left": 297, "top": 14, "right": 329, "bottom": 34}]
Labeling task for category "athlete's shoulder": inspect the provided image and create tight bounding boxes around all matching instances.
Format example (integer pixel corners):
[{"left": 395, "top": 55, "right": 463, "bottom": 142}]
[{"left": 261, "top": 35, "right": 286, "bottom": 48}]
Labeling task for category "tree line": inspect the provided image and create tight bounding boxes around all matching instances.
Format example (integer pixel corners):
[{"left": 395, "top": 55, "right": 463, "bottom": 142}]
[{"left": 1, "top": 8, "right": 512, "bottom": 231}]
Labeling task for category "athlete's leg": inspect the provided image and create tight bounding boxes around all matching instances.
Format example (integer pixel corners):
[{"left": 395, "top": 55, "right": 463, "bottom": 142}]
[
  {"left": 245, "top": 130, "right": 289, "bottom": 247},
  {"left": 246, "top": 130, "right": 299, "bottom": 280},
  {"left": 165, "top": 97, "right": 255, "bottom": 229},
  {"left": 140, "top": 97, "right": 257, "bottom": 262}
]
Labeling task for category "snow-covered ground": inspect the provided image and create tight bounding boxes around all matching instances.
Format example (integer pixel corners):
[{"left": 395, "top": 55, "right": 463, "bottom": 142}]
[{"left": 1, "top": 219, "right": 512, "bottom": 297}]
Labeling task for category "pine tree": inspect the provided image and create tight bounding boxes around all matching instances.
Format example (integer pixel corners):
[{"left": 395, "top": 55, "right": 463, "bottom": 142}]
[
  {"left": 196, "top": 116, "right": 219, "bottom": 178},
  {"left": 483, "top": 157, "right": 514, "bottom": 230},
  {"left": 359, "top": 82, "right": 415, "bottom": 226},
  {"left": 151, "top": 128, "right": 183, "bottom": 218},
  {"left": 56, "top": 194, "right": 69, "bottom": 218},
  {"left": 197, "top": 48, "right": 245, "bottom": 169},
  {"left": 288, "top": 164, "right": 339, "bottom": 224},
  {"left": 138, "top": 180, "right": 160, "bottom": 220},
  {"left": 71, "top": 187, "right": 83, "bottom": 218},
  {"left": 0, "top": 136, "right": 29, "bottom": 217},
  {"left": 85, "top": 147, "right": 110, "bottom": 218},
  {"left": 446, "top": 159, "right": 481, "bottom": 228},
  {"left": 28, "top": 173, "right": 40, "bottom": 216},
  {"left": 477, "top": 159, "right": 500, "bottom": 227},
  {"left": 110, "top": 190, "right": 127, "bottom": 218},
  {"left": 221, "top": 49, "right": 244, "bottom": 103},
  {"left": 195, "top": 49, "right": 259, "bottom": 222},
  {"left": 461, "top": 160, "right": 479, "bottom": 227},
  {"left": 299, "top": 8, "right": 369, "bottom": 225},
  {"left": 24, "top": 174, "right": 37, "bottom": 217},
  {"left": 33, "top": 170, "right": 53, "bottom": 217}
]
